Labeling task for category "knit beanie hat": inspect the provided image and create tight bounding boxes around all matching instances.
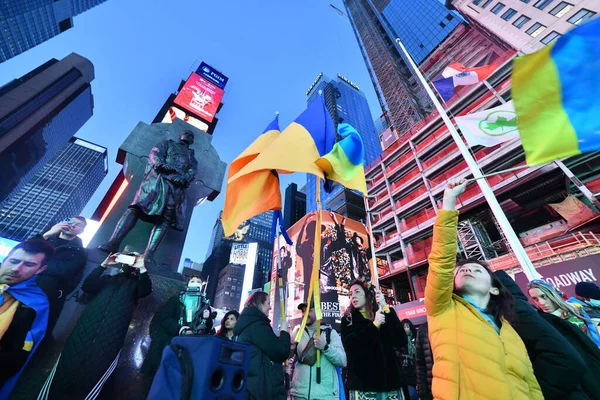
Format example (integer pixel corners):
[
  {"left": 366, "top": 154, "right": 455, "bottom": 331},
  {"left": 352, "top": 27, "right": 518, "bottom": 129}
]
[{"left": 575, "top": 282, "right": 600, "bottom": 300}]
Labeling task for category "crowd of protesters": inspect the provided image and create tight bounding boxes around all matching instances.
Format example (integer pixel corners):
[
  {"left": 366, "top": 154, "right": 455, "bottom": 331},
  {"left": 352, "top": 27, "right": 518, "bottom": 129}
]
[{"left": 2, "top": 179, "right": 600, "bottom": 400}]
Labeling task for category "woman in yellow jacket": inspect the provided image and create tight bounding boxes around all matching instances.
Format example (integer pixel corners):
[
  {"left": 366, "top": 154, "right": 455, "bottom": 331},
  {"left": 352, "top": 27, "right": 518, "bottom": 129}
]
[{"left": 425, "top": 179, "right": 543, "bottom": 400}]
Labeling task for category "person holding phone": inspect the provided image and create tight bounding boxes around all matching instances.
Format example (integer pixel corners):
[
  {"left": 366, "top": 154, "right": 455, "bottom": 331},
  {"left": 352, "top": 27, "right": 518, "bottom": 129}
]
[
  {"left": 36, "top": 216, "right": 88, "bottom": 337},
  {"left": 39, "top": 251, "right": 152, "bottom": 400},
  {"left": 425, "top": 179, "right": 542, "bottom": 400}
]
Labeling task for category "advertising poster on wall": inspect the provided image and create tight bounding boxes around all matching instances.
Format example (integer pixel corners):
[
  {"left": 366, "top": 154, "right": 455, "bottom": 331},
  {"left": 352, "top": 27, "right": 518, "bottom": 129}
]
[
  {"left": 161, "top": 106, "right": 209, "bottom": 132},
  {"left": 174, "top": 72, "right": 224, "bottom": 123},
  {"left": 269, "top": 211, "right": 374, "bottom": 329}
]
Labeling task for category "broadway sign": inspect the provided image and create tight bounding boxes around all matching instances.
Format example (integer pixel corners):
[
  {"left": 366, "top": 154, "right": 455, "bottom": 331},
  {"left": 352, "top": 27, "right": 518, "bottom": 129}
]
[{"left": 514, "top": 254, "right": 600, "bottom": 298}]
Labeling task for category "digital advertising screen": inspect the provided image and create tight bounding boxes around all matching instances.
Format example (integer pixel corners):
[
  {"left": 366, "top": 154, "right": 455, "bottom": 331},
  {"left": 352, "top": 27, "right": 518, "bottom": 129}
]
[
  {"left": 269, "top": 211, "right": 375, "bottom": 329},
  {"left": 196, "top": 62, "right": 229, "bottom": 89},
  {"left": 174, "top": 72, "right": 224, "bottom": 123},
  {"left": 161, "top": 106, "right": 209, "bottom": 132},
  {"left": 0, "top": 237, "right": 20, "bottom": 263}
]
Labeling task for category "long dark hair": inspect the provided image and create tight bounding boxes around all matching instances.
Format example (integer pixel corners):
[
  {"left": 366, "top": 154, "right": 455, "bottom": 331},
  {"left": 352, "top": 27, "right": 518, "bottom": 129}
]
[
  {"left": 401, "top": 318, "right": 417, "bottom": 338},
  {"left": 216, "top": 310, "right": 240, "bottom": 337},
  {"left": 346, "top": 279, "right": 378, "bottom": 321},
  {"left": 454, "top": 259, "right": 516, "bottom": 326}
]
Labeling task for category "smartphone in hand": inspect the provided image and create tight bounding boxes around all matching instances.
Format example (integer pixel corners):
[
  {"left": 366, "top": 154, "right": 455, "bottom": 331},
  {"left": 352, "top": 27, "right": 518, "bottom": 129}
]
[{"left": 115, "top": 254, "right": 136, "bottom": 266}]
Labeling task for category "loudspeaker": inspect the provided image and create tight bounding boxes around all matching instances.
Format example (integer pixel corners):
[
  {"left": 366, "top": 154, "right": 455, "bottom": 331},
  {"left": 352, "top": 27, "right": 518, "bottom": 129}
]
[{"left": 148, "top": 335, "right": 250, "bottom": 400}]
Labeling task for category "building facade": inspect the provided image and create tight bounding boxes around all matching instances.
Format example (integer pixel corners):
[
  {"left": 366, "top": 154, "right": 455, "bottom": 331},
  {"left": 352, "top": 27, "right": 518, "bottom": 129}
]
[
  {"left": 213, "top": 263, "right": 245, "bottom": 311},
  {"left": 450, "top": 0, "right": 598, "bottom": 54},
  {"left": 0, "top": 0, "right": 108, "bottom": 62},
  {"left": 283, "top": 183, "right": 306, "bottom": 229},
  {"left": 0, "top": 53, "right": 95, "bottom": 205},
  {"left": 305, "top": 74, "right": 382, "bottom": 220},
  {"left": 0, "top": 137, "right": 107, "bottom": 241}
]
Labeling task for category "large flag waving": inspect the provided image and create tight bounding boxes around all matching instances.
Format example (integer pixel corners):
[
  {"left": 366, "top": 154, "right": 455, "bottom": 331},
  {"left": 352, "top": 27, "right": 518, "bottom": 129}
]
[
  {"left": 316, "top": 123, "right": 368, "bottom": 194},
  {"left": 228, "top": 96, "right": 336, "bottom": 183},
  {"left": 222, "top": 116, "right": 283, "bottom": 237},
  {"left": 433, "top": 62, "right": 498, "bottom": 101},
  {"left": 455, "top": 101, "right": 520, "bottom": 148},
  {"left": 512, "top": 17, "right": 600, "bottom": 166}
]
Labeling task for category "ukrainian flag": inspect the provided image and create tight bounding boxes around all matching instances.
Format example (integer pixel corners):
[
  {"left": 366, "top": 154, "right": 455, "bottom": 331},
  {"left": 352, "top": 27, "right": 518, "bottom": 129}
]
[
  {"left": 222, "top": 116, "right": 283, "bottom": 237},
  {"left": 512, "top": 17, "right": 600, "bottom": 166},
  {"left": 317, "top": 123, "right": 367, "bottom": 195},
  {"left": 228, "top": 95, "right": 336, "bottom": 183}
]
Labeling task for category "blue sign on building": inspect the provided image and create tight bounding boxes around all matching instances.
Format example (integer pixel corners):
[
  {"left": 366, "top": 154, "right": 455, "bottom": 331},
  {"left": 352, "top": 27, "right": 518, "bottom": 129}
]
[{"left": 196, "top": 62, "right": 229, "bottom": 89}]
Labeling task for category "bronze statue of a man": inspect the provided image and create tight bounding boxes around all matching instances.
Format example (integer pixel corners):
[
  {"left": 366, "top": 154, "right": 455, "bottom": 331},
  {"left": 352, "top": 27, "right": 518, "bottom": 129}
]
[{"left": 98, "top": 130, "right": 199, "bottom": 263}]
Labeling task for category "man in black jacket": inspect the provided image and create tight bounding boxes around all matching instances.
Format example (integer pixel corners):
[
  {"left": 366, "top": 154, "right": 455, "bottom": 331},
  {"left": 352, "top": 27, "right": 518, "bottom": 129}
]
[
  {"left": 36, "top": 216, "right": 88, "bottom": 336},
  {"left": 415, "top": 322, "right": 433, "bottom": 400},
  {"left": 495, "top": 270, "right": 592, "bottom": 399}
]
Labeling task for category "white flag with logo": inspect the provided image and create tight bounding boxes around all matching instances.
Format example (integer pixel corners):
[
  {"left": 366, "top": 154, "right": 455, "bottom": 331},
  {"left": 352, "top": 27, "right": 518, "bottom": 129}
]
[{"left": 455, "top": 101, "right": 520, "bottom": 148}]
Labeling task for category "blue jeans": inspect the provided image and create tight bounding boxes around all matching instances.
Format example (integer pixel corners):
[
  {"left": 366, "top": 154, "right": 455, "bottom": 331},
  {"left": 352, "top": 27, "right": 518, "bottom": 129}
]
[{"left": 407, "top": 386, "right": 418, "bottom": 400}]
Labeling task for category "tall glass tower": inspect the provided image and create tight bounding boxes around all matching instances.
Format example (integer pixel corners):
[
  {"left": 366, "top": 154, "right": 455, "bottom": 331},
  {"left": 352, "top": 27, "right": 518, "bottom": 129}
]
[
  {"left": 305, "top": 74, "right": 381, "bottom": 220},
  {"left": 0, "top": 0, "right": 109, "bottom": 62},
  {"left": 0, "top": 137, "right": 107, "bottom": 241}
]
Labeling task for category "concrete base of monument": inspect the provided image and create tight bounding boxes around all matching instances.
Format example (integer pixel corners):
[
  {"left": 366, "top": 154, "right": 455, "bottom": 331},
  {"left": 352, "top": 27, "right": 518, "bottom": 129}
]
[{"left": 11, "top": 248, "right": 186, "bottom": 400}]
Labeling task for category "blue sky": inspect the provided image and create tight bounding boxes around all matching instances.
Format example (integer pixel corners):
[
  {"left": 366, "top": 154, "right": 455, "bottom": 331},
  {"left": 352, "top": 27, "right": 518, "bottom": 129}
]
[{"left": 0, "top": 0, "right": 382, "bottom": 266}]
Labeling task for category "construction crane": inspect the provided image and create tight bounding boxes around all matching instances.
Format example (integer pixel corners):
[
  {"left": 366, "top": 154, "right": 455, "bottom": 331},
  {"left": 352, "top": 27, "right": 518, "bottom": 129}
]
[{"left": 330, "top": 3, "right": 346, "bottom": 17}]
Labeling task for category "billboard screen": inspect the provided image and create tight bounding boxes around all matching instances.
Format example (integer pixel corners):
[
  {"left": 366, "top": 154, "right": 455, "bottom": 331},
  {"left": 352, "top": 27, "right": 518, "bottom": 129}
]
[
  {"left": 161, "top": 106, "right": 209, "bottom": 132},
  {"left": 0, "top": 237, "right": 20, "bottom": 263},
  {"left": 196, "top": 62, "right": 229, "bottom": 89},
  {"left": 269, "top": 211, "right": 375, "bottom": 328},
  {"left": 174, "top": 72, "right": 224, "bottom": 123}
]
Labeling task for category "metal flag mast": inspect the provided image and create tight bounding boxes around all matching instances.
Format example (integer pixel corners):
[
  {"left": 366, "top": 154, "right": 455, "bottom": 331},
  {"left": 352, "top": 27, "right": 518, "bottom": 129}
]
[
  {"left": 394, "top": 38, "right": 541, "bottom": 280},
  {"left": 363, "top": 195, "right": 381, "bottom": 290}
]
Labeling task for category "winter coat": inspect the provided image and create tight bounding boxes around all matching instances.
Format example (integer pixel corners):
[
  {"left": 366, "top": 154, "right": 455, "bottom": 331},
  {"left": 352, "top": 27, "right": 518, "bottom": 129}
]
[
  {"left": 400, "top": 335, "right": 417, "bottom": 387},
  {"left": 415, "top": 323, "right": 433, "bottom": 400},
  {"left": 47, "top": 266, "right": 152, "bottom": 399},
  {"left": 425, "top": 210, "right": 542, "bottom": 400},
  {"left": 132, "top": 139, "right": 198, "bottom": 231},
  {"left": 290, "top": 324, "right": 347, "bottom": 400},
  {"left": 35, "top": 235, "right": 87, "bottom": 333},
  {"left": 539, "top": 311, "right": 600, "bottom": 399},
  {"left": 143, "top": 294, "right": 181, "bottom": 378},
  {"left": 233, "top": 306, "right": 291, "bottom": 400},
  {"left": 495, "top": 270, "right": 591, "bottom": 400},
  {"left": 341, "top": 307, "right": 407, "bottom": 393}
]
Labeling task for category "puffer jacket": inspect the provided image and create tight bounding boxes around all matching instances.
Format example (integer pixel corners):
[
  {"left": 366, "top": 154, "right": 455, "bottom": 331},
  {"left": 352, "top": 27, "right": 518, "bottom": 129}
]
[
  {"left": 290, "top": 324, "right": 346, "bottom": 400},
  {"left": 415, "top": 322, "right": 433, "bottom": 400},
  {"left": 425, "top": 210, "right": 542, "bottom": 400},
  {"left": 233, "top": 306, "right": 291, "bottom": 400}
]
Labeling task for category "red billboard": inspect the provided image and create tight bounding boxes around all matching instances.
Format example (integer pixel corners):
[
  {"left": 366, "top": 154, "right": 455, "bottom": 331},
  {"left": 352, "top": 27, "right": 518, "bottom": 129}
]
[{"left": 174, "top": 72, "right": 224, "bottom": 123}]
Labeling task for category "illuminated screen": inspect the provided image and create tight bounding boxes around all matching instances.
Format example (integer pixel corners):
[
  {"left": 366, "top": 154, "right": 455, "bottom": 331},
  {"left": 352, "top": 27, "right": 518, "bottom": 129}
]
[
  {"left": 161, "top": 106, "right": 209, "bottom": 132},
  {"left": 174, "top": 72, "right": 224, "bottom": 123},
  {"left": 0, "top": 237, "right": 20, "bottom": 262},
  {"left": 236, "top": 243, "right": 258, "bottom": 310}
]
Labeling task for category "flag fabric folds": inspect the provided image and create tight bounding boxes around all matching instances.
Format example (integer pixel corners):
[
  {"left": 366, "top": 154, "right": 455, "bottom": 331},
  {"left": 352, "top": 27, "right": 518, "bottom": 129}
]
[
  {"left": 433, "top": 62, "right": 498, "bottom": 101},
  {"left": 228, "top": 96, "right": 336, "bottom": 183},
  {"left": 316, "top": 123, "right": 368, "bottom": 195},
  {"left": 455, "top": 101, "right": 520, "bottom": 148},
  {"left": 512, "top": 18, "right": 600, "bottom": 166},
  {"left": 222, "top": 116, "right": 283, "bottom": 237}
]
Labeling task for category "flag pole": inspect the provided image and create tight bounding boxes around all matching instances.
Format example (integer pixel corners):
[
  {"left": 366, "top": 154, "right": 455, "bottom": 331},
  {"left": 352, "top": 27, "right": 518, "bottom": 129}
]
[
  {"left": 465, "top": 164, "right": 530, "bottom": 183},
  {"left": 363, "top": 195, "right": 381, "bottom": 290},
  {"left": 394, "top": 38, "right": 540, "bottom": 280}
]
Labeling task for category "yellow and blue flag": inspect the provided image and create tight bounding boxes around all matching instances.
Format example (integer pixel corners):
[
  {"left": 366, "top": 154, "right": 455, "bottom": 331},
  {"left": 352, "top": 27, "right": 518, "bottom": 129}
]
[
  {"left": 512, "top": 17, "right": 600, "bottom": 166},
  {"left": 316, "top": 123, "right": 367, "bottom": 195},
  {"left": 228, "top": 96, "right": 336, "bottom": 183},
  {"left": 222, "top": 116, "right": 283, "bottom": 237}
]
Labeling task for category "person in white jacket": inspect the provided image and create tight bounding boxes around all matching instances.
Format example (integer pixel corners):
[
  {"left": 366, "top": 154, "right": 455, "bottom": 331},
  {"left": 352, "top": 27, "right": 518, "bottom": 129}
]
[{"left": 290, "top": 302, "right": 347, "bottom": 400}]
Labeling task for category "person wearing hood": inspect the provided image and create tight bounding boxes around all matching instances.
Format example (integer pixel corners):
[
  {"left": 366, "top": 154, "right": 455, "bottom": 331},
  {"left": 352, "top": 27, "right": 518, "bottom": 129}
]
[
  {"left": 495, "top": 270, "right": 592, "bottom": 399},
  {"left": 39, "top": 251, "right": 152, "bottom": 400},
  {"left": 574, "top": 282, "right": 600, "bottom": 319},
  {"left": 233, "top": 291, "right": 291, "bottom": 400}
]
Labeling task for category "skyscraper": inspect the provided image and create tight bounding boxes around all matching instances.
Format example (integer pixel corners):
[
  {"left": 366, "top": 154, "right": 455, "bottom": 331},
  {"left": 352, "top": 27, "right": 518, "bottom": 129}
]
[
  {"left": 283, "top": 183, "right": 306, "bottom": 229},
  {"left": 305, "top": 74, "right": 381, "bottom": 220},
  {"left": 0, "top": 0, "right": 109, "bottom": 62},
  {"left": 0, "top": 137, "right": 107, "bottom": 241},
  {"left": 0, "top": 53, "right": 95, "bottom": 204}
]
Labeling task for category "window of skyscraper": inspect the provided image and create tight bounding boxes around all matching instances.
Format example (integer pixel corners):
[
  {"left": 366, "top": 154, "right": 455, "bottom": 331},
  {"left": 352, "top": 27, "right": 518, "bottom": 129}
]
[
  {"left": 526, "top": 22, "right": 546, "bottom": 37},
  {"left": 567, "top": 9, "right": 596, "bottom": 25},
  {"left": 513, "top": 15, "right": 531, "bottom": 28},
  {"left": 501, "top": 8, "right": 517, "bottom": 20},
  {"left": 491, "top": 3, "right": 506, "bottom": 14},
  {"left": 472, "top": 0, "right": 484, "bottom": 5},
  {"left": 521, "top": 0, "right": 531, "bottom": 3},
  {"left": 549, "top": 2, "right": 573, "bottom": 17},
  {"left": 540, "top": 31, "right": 561, "bottom": 44},
  {"left": 482, "top": 0, "right": 493, "bottom": 8},
  {"left": 534, "top": 0, "right": 554, "bottom": 10}
]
